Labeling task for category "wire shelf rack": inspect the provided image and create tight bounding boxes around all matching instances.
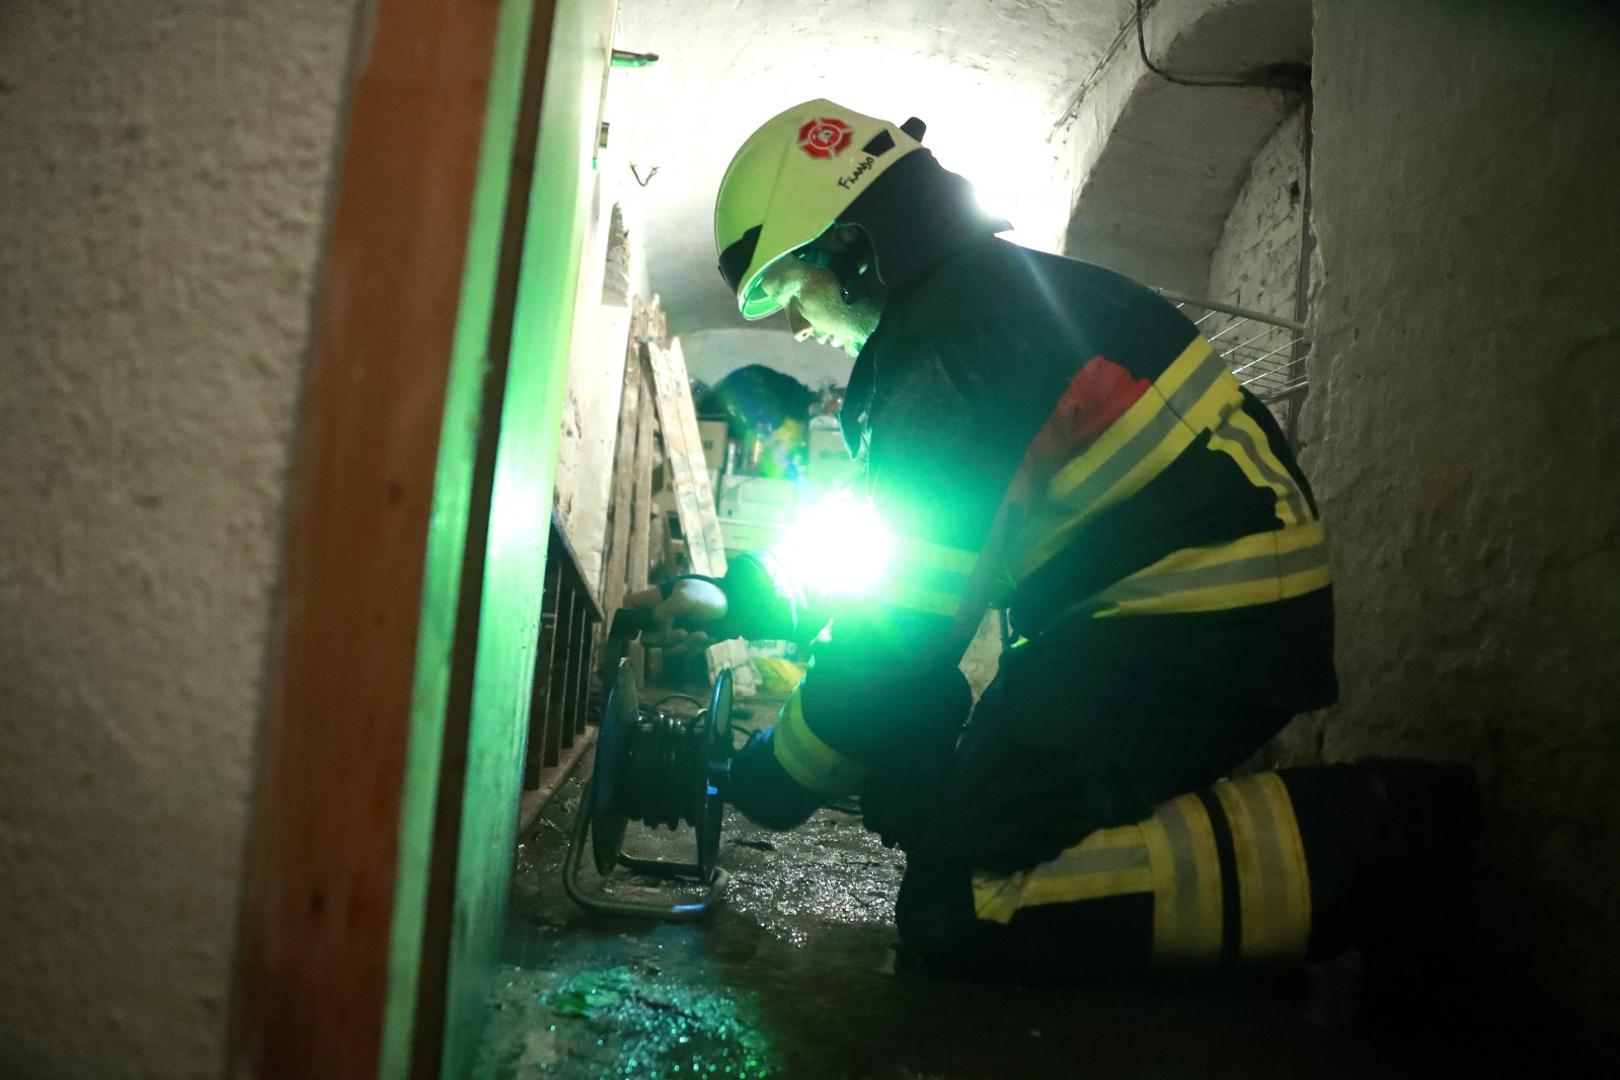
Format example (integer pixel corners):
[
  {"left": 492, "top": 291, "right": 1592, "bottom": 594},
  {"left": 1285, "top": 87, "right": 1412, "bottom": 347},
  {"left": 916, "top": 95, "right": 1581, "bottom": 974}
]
[{"left": 1156, "top": 288, "right": 1309, "bottom": 404}]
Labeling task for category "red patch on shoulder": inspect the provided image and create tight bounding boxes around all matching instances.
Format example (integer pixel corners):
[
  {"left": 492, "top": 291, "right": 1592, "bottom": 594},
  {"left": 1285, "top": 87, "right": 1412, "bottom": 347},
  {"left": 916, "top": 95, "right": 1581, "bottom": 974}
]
[{"left": 1024, "top": 358, "right": 1147, "bottom": 479}]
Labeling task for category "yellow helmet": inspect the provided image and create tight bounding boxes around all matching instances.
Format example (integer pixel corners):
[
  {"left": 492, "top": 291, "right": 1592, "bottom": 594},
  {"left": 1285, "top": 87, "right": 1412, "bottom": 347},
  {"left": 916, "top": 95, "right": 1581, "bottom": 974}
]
[{"left": 715, "top": 99, "right": 925, "bottom": 320}]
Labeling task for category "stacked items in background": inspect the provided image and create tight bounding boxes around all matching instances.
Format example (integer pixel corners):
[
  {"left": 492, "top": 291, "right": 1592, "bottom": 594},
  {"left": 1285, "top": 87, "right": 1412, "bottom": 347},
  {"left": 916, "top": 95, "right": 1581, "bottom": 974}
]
[{"left": 695, "top": 366, "right": 857, "bottom": 559}]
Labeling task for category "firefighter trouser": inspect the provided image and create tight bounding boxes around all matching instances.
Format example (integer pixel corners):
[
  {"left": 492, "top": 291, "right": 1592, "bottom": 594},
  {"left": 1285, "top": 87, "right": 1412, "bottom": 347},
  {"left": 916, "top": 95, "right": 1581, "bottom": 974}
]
[
  {"left": 894, "top": 761, "right": 1480, "bottom": 979},
  {"left": 944, "top": 629, "right": 1295, "bottom": 871},
  {"left": 726, "top": 622, "right": 1294, "bottom": 872}
]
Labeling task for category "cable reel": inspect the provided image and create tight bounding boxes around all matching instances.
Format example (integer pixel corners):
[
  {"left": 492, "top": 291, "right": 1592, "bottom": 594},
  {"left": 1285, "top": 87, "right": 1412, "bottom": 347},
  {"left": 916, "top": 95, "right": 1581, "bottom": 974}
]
[{"left": 562, "top": 658, "right": 734, "bottom": 919}]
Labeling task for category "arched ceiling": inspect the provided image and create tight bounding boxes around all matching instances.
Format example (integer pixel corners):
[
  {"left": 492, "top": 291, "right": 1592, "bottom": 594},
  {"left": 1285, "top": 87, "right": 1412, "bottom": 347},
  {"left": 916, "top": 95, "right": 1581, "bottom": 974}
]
[
  {"left": 609, "top": 0, "right": 1135, "bottom": 335},
  {"left": 1063, "top": 0, "right": 1312, "bottom": 294}
]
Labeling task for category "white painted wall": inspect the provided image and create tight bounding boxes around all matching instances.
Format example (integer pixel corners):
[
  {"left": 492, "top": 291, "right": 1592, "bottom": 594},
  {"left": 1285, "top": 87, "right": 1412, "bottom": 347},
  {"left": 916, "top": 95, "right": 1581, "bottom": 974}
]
[
  {"left": 1207, "top": 106, "right": 1305, "bottom": 321},
  {"left": 1060, "top": 0, "right": 1310, "bottom": 293},
  {"left": 1284, "top": 0, "right": 1620, "bottom": 1051},
  {"left": 551, "top": 68, "right": 671, "bottom": 594},
  {"left": 0, "top": 2, "right": 359, "bottom": 1075},
  {"left": 552, "top": 190, "right": 635, "bottom": 587}
]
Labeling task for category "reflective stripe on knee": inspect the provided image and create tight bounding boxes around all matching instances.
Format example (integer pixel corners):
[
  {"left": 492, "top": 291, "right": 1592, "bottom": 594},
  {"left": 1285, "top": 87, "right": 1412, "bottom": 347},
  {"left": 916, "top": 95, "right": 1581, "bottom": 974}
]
[
  {"left": 1142, "top": 792, "right": 1226, "bottom": 964},
  {"left": 1145, "top": 772, "right": 1311, "bottom": 967},
  {"left": 969, "top": 773, "right": 1312, "bottom": 968},
  {"left": 1214, "top": 771, "right": 1312, "bottom": 964}
]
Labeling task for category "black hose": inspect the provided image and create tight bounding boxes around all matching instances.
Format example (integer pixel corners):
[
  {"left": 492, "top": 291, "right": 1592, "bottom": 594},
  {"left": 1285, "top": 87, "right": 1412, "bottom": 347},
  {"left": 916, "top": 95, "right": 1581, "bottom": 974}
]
[{"left": 615, "top": 707, "right": 707, "bottom": 830}]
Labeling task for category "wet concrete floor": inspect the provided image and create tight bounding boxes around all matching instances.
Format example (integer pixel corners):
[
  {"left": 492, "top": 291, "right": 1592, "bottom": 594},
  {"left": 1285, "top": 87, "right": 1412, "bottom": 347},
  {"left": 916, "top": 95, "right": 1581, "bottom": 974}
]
[{"left": 475, "top": 700, "right": 1537, "bottom": 1079}]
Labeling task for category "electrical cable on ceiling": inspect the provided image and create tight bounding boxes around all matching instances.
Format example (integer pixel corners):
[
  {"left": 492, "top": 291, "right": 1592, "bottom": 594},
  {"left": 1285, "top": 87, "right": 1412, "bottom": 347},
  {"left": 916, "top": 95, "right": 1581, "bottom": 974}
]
[{"left": 1134, "top": 0, "right": 1310, "bottom": 91}]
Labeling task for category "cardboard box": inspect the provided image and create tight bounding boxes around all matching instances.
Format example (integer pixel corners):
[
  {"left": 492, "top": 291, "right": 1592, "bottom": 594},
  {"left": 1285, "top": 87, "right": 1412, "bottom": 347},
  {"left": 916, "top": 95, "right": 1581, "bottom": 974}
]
[
  {"left": 720, "top": 517, "right": 790, "bottom": 554},
  {"left": 733, "top": 476, "right": 795, "bottom": 506},
  {"left": 717, "top": 475, "right": 796, "bottom": 523},
  {"left": 698, "top": 419, "right": 730, "bottom": 470}
]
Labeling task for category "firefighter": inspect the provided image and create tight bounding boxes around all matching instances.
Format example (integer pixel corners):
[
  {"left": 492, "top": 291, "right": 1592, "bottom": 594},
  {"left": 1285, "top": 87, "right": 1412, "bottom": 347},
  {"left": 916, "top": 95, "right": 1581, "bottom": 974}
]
[{"left": 634, "top": 100, "right": 1470, "bottom": 974}]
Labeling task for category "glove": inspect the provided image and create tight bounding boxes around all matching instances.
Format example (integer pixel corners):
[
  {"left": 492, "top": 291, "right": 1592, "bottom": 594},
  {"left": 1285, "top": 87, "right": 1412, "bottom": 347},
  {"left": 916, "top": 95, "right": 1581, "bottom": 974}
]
[{"left": 621, "top": 577, "right": 728, "bottom": 657}]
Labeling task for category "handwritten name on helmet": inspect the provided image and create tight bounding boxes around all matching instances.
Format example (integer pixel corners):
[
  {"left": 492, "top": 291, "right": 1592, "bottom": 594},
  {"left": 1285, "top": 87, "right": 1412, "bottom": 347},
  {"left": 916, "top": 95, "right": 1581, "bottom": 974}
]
[{"left": 836, "top": 156, "right": 877, "bottom": 190}]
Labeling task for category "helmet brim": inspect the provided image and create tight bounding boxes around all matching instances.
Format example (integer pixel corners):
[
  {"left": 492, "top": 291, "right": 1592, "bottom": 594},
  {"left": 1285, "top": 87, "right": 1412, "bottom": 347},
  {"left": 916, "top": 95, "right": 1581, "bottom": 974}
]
[{"left": 714, "top": 99, "right": 924, "bottom": 321}]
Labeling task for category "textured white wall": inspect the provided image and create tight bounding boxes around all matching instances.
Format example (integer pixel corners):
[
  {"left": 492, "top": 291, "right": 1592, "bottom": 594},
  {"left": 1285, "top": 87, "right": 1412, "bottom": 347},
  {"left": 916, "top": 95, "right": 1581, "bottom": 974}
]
[
  {"left": 552, "top": 87, "right": 656, "bottom": 592},
  {"left": 1284, "top": 0, "right": 1620, "bottom": 1052},
  {"left": 1060, "top": 0, "right": 1310, "bottom": 293},
  {"left": 1207, "top": 106, "right": 1304, "bottom": 320},
  {"left": 553, "top": 193, "right": 639, "bottom": 591},
  {"left": 0, "top": 2, "right": 359, "bottom": 1075}
]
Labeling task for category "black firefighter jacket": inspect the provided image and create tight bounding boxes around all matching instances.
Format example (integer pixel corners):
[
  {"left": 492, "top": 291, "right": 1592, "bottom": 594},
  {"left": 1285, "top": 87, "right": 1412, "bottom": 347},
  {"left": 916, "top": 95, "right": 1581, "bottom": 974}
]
[{"left": 717, "top": 234, "right": 1338, "bottom": 854}]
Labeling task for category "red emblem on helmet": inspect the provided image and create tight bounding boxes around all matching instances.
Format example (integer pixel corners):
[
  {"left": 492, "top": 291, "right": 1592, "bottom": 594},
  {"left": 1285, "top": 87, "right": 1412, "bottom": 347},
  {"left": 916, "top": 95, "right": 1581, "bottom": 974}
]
[{"left": 798, "top": 117, "right": 854, "bottom": 159}]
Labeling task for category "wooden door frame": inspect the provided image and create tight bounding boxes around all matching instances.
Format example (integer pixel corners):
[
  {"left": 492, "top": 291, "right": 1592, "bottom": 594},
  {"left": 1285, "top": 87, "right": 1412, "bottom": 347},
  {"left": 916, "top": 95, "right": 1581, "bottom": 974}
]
[{"left": 229, "top": 0, "right": 557, "bottom": 1075}]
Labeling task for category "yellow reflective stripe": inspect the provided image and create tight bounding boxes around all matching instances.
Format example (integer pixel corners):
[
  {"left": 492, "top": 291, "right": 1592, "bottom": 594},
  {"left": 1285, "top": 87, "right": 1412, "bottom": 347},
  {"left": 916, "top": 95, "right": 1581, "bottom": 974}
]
[
  {"left": 970, "top": 824, "right": 1153, "bottom": 925},
  {"left": 1090, "top": 522, "right": 1331, "bottom": 617},
  {"left": 1206, "top": 407, "right": 1310, "bottom": 527},
  {"left": 1212, "top": 773, "right": 1312, "bottom": 965},
  {"left": 971, "top": 774, "right": 1311, "bottom": 970},
  {"left": 969, "top": 874, "right": 1026, "bottom": 926},
  {"left": 1014, "top": 825, "right": 1153, "bottom": 912},
  {"left": 1048, "top": 336, "right": 1216, "bottom": 504},
  {"left": 894, "top": 535, "right": 980, "bottom": 576},
  {"left": 1144, "top": 792, "right": 1224, "bottom": 966},
  {"left": 771, "top": 688, "right": 870, "bottom": 798},
  {"left": 873, "top": 580, "right": 961, "bottom": 617},
  {"left": 876, "top": 534, "right": 981, "bottom": 617},
  {"left": 1013, "top": 336, "right": 1244, "bottom": 577}
]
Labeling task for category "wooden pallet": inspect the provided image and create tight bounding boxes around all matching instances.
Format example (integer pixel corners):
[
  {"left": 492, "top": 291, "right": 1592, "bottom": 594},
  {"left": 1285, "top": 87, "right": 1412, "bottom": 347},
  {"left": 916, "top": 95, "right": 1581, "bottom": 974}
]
[
  {"left": 645, "top": 337, "right": 727, "bottom": 579},
  {"left": 596, "top": 297, "right": 753, "bottom": 695}
]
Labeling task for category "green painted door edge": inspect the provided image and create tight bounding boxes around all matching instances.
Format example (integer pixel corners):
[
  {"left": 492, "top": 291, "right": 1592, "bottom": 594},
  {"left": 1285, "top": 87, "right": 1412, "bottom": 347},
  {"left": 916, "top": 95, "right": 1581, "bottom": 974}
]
[
  {"left": 379, "top": 1, "right": 538, "bottom": 1077},
  {"left": 439, "top": 0, "right": 618, "bottom": 1072}
]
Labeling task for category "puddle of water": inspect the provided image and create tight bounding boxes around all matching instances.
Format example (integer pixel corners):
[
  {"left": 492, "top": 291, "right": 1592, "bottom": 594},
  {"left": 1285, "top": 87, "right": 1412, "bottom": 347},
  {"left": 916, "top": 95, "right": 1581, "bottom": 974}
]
[
  {"left": 476, "top": 963, "right": 780, "bottom": 1080},
  {"left": 720, "top": 811, "right": 903, "bottom": 946}
]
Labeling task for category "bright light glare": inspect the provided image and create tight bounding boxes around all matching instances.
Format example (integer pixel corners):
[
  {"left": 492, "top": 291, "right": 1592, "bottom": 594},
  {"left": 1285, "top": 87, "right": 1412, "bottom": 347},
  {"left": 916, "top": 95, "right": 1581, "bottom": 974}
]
[
  {"left": 776, "top": 494, "right": 895, "bottom": 597},
  {"left": 963, "top": 164, "right": 1055, "bottom": 250},
  {"left": 972, "top": 181, "right": 1005, "bottom": 219}
]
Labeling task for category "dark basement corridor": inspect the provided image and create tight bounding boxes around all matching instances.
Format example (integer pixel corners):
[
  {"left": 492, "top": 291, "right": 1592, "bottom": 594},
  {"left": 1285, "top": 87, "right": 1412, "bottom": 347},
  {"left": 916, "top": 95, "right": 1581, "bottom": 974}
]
[{"left": 471, "top": 699, "right": 1556, "bottom": 1080}]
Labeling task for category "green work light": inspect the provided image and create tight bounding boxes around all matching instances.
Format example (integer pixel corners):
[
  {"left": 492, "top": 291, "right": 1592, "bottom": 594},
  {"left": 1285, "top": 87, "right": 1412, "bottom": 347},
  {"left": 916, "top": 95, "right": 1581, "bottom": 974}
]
[{"left": 776, "top": 493, "right": 894, "bottom": 598}]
